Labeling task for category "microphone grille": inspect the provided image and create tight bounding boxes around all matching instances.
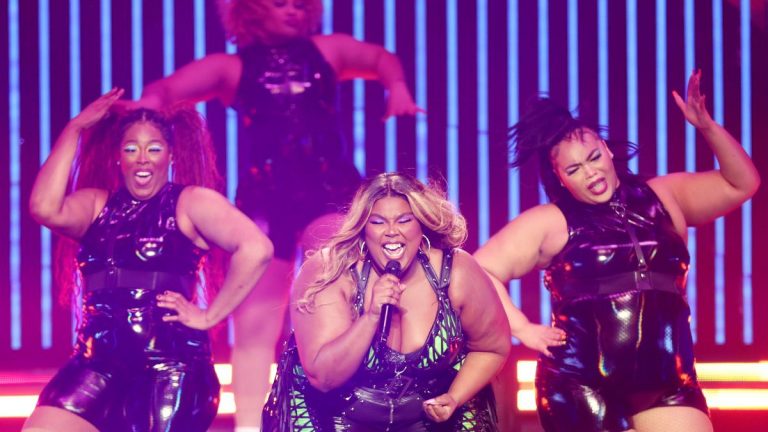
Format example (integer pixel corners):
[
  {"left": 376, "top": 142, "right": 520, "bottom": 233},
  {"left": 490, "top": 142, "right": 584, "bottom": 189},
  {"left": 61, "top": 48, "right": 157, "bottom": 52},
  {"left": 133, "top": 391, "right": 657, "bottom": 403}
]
[{"left": 384, "top": 260, "right": 401, "bottom": 276}]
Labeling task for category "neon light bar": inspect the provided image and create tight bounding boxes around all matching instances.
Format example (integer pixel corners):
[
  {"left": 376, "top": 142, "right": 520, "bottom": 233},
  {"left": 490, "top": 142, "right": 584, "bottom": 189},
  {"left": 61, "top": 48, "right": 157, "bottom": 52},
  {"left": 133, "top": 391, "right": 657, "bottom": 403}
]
[
  {"left": 415, "top": 0, "right": 428, "bottom": 182},
  {"left": 446, "top": 0, "right": 459, "bottom": 204},
  {"left": 39, "top": 0, "right": 53, "bottom": 349},
  {"left": 477, "top": 0, "right": 489, "bottom": 243},
  {"left": 384, "top": 0, "right": 397, "bottom": 173},
  {"left": 353, "top": 0, "right": 366, "bottom": 175},
  {"left": 508, "top": 0, "right": 522, "bottom": 344}
]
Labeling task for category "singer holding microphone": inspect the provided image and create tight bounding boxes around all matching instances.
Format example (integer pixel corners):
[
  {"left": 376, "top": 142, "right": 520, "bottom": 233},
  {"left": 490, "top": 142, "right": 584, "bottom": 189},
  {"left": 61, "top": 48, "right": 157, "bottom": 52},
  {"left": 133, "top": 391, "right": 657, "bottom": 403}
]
[{"left": 261, "top": 172, "right": 515, "bottom": 431}]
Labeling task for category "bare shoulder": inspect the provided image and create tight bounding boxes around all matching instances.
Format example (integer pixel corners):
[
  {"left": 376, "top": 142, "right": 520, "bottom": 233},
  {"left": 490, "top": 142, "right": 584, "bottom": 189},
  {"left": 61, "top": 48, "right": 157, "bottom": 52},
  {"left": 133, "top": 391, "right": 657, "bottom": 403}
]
[
  {"left": 311, "top": 33, "right": 356, "bottom": 49},
  {"left": 525, "top": 202, "right": 565, "bottom": 221},
  {"left": 448, "top": 249, "right": 492, "bottom": 295},
  {"left": 293, "top": 251, "right": 356, "bottom": 302},
  {"left": 502, "top": 202, "right": 566, "bottom": 243},
  {"left": 311, "top": 34, "right": 354, "bottom": 70},
  {"left": 178, "top": 184, "right": 219, "bottom": 200},
  {"left": 450, "top": 249, "right": 484, "bottom": 277},
  {"left": 294, "top": 253, "right": 325, "bottom": 295},
  {"left": 176, "top": 185, "right": 218, "bottom": 214},
  {"left": 647, "top": 175, "right": 684, "bottom": 212},
  {"left": 647, "top": 175, "right": 688, "bottom": 236}
]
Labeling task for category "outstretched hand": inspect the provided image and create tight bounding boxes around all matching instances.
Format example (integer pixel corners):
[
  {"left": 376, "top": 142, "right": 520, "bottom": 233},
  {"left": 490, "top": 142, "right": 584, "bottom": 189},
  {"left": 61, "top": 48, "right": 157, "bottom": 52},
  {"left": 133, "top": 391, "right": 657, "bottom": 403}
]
[
  {"left": 672, "top": 69, "right": 715, "bottom": 130},
  {"left": 71, "top": 88, "right": 124, "bottom": 130},
  {"left": 515, "top": 321, "right": 567, "bottom": 358},
  {"left": 157, "top": 290, "right": 212, "bottom": 330}
]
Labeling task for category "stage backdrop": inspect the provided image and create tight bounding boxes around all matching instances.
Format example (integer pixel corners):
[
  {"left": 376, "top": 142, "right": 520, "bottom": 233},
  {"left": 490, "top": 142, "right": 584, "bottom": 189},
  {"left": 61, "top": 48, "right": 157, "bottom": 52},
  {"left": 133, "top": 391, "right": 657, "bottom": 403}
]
[{"left": 1, "top": 0, "right": 766, "bottom": 369}]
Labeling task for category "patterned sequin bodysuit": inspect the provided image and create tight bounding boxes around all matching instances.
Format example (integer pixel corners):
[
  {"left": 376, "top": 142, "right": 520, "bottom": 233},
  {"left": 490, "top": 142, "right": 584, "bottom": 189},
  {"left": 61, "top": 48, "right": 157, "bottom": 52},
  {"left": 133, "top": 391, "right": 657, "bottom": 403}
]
[{"left": 262, "top": 249, "right": 498, "bottom": 431}]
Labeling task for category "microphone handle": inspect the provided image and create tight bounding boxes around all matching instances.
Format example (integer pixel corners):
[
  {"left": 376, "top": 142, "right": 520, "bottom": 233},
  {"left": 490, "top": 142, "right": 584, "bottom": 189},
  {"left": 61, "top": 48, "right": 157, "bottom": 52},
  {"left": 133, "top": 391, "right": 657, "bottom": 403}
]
[{"left": 379, "top": 304, "right": 393, "bottom": 345}]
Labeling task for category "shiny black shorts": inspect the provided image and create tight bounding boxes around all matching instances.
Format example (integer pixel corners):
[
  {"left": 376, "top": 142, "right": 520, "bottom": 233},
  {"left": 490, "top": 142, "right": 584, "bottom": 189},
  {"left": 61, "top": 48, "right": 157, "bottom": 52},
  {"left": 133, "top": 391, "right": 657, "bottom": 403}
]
[
  {"left": 36, "top": 288, "right": 220, "bottom": 431},
  {"left": 536, "top": 290, "right": 709, "bottom": 431},
  {"left": 37, "top": 356, "right": 219, "bottom": 432}
]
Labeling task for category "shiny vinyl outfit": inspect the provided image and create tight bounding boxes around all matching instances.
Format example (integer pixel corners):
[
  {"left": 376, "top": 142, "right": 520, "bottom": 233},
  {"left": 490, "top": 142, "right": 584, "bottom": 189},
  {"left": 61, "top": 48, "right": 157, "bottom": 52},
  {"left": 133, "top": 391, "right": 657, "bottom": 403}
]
[
  {"left": 536, "top": 177, "right": 708, "bottom": 431},
  {"left": 37, "top": 184, "right": 220, "bottom": 432},
  {"left": 262, "top": 250, "right": 498, "bottom": 431},
  {"left": 234, "top": 39, "right": 361, "bottom": 260}
]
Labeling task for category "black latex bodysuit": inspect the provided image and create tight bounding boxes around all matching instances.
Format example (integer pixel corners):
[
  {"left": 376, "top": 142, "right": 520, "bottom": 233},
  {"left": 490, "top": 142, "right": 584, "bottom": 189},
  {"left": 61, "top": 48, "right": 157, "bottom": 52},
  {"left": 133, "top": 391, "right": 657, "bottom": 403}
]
[
  {"left": 536, "top": 177, "right": 708, "bottom": 431},
  {"left": 233, "top": 38, "right": 360, "bottom": 260},
  {"left": 262, "top": 250, "right": 498, "bottom": 431},
  {"left": 37, "top": 183, "right": 220, "bottom": 432}
]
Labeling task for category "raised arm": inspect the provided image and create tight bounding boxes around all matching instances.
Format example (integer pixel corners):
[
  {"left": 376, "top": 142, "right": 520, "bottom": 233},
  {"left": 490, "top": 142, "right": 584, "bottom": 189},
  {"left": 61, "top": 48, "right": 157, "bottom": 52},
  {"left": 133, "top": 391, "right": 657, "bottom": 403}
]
[
  {"left": 651, "top": 70, "right": 760, "bottom": 227},
  {"left": 157, "top": 186, "right": 273, "bottom": 329},
  {"left": 134, "top": 54, "right": 242, "bottom": 110},
  {"left": 423, "top": 250, "right": 511, "bottom": 422},
  {"left": 28, "top": 88, "right": 123, "bottom": 239},
  {"left": 291, "top": 255, "right": 403, "bottom": 392},
  {"left": 312, "top": 33, "right": 423, "bottom": 119}
]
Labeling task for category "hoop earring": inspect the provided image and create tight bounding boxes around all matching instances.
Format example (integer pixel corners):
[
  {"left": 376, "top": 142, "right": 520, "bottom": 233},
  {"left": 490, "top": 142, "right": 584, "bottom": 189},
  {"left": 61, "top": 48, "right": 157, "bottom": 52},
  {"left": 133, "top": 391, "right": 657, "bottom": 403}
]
[
  {"left": 358, "top": 240, "right": 368, "bottom": 257},
  {"left": 420, "top": 235, "right": 431, "bottom": 254}
]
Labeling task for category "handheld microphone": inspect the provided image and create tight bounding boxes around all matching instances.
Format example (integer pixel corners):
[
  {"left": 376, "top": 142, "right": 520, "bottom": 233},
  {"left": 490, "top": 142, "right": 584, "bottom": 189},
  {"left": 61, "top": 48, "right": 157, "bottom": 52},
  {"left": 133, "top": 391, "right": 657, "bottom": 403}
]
[{"left": 378, "top": 260, "right": 402, "bottom": 345}]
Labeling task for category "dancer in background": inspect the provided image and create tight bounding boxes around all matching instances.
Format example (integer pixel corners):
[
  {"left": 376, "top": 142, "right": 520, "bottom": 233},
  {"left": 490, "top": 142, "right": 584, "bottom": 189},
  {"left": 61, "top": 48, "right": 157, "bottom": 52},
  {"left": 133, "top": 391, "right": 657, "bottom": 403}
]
[
  {"left": 474, "top": 71, "right": 759, "bottom": 432},
  {"left": 24, "top": 89, "right": 273, "bottom": 432},
  {"left": 128, "top": 1, "right": 422, "bottom": 429}
]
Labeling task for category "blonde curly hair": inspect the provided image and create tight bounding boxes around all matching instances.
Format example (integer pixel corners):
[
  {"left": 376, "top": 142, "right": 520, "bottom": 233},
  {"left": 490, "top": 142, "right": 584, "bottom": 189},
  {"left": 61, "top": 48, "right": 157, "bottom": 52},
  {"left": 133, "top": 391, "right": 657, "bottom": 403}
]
[
  {"left": 218, "top": 0, "right": 324, "bottom": 47},
  {"left": 297, "top": 172, "right": 467, "bottom": 313}
]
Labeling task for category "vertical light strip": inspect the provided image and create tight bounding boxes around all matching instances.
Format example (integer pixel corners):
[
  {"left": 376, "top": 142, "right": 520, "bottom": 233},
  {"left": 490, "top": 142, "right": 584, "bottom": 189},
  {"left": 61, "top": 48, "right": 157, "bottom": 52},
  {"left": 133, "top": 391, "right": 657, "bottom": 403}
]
[
  {"left": 70, "top": 0, "right": 82, "bottom": 342},
  {"left": 353, "top": 0, "right": 366, "bottom": 175},
  {"left": 739, "top": 0, "right": 752, "bottom": 344},
  {"left": 101, "top": 0, "right": 112, "bottom": 92},
  {"left": 323, "top": 0, "right": 333, "bottom": 33},
  {"left": 567, "top": 0, "right": 579, "bottom": 111},
  {"left": 9, "top": 0, "right": 22, "bottom": 350},
  {"left": 597, "top": 0, "right": 608, "bottom": 128},
  {"left": 384, "top": 0, "right": 397, "bottom": 172},
  {"left": 70, "top": 0, "right": 81, "bottom": 115},
  {"left": 39, "top": 0, "right": 53, "bottom": 349},
  {"left": 415, "top": 0, "right": 428, "bottom": 182},
  {"left": 626, "top": 0, "right": 638, "bottom": 172},
  {"left": 538, "top": 0, "right": 551, "bottom": 324},
  {"left": 508, "top": 0, "right": 521, "bottom": 343},
  {"left": 224, "top": 42, "right": 238, "bottom": 348},
  {"left": 194, "top": 0, "right": 206, "bottom": 116},
  {"left": 446, "top": 0, "right": 459, "bottom": 204},
  {"left": 477, "top": 0, "right": 489, "bottom": 244},
  {"left": 537, "top": 0, "right": 549, "bottom": 203},
  {"left": 226, "top": 42, "right": 239, "bottom": 203},
  {"left": 656, "top": 0, "right": 668, "bottom": 175},
  {"left": 684, "top": 0, "right": 697, "bottom": 342},
  {"left": 192, "top": 0, "right": 208, "bottom": 310},
  {"left": 712, "top": 0, "right": 725, "bottom": 345},
  {"left": 163, "top": 0, "right": 174, "bottom": 76},
  {"left": 538, "top": 0, "right": 549, "bottom": 94},
  {"left": 131, "top": 0, "right": 143, "bottom": 99}
]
